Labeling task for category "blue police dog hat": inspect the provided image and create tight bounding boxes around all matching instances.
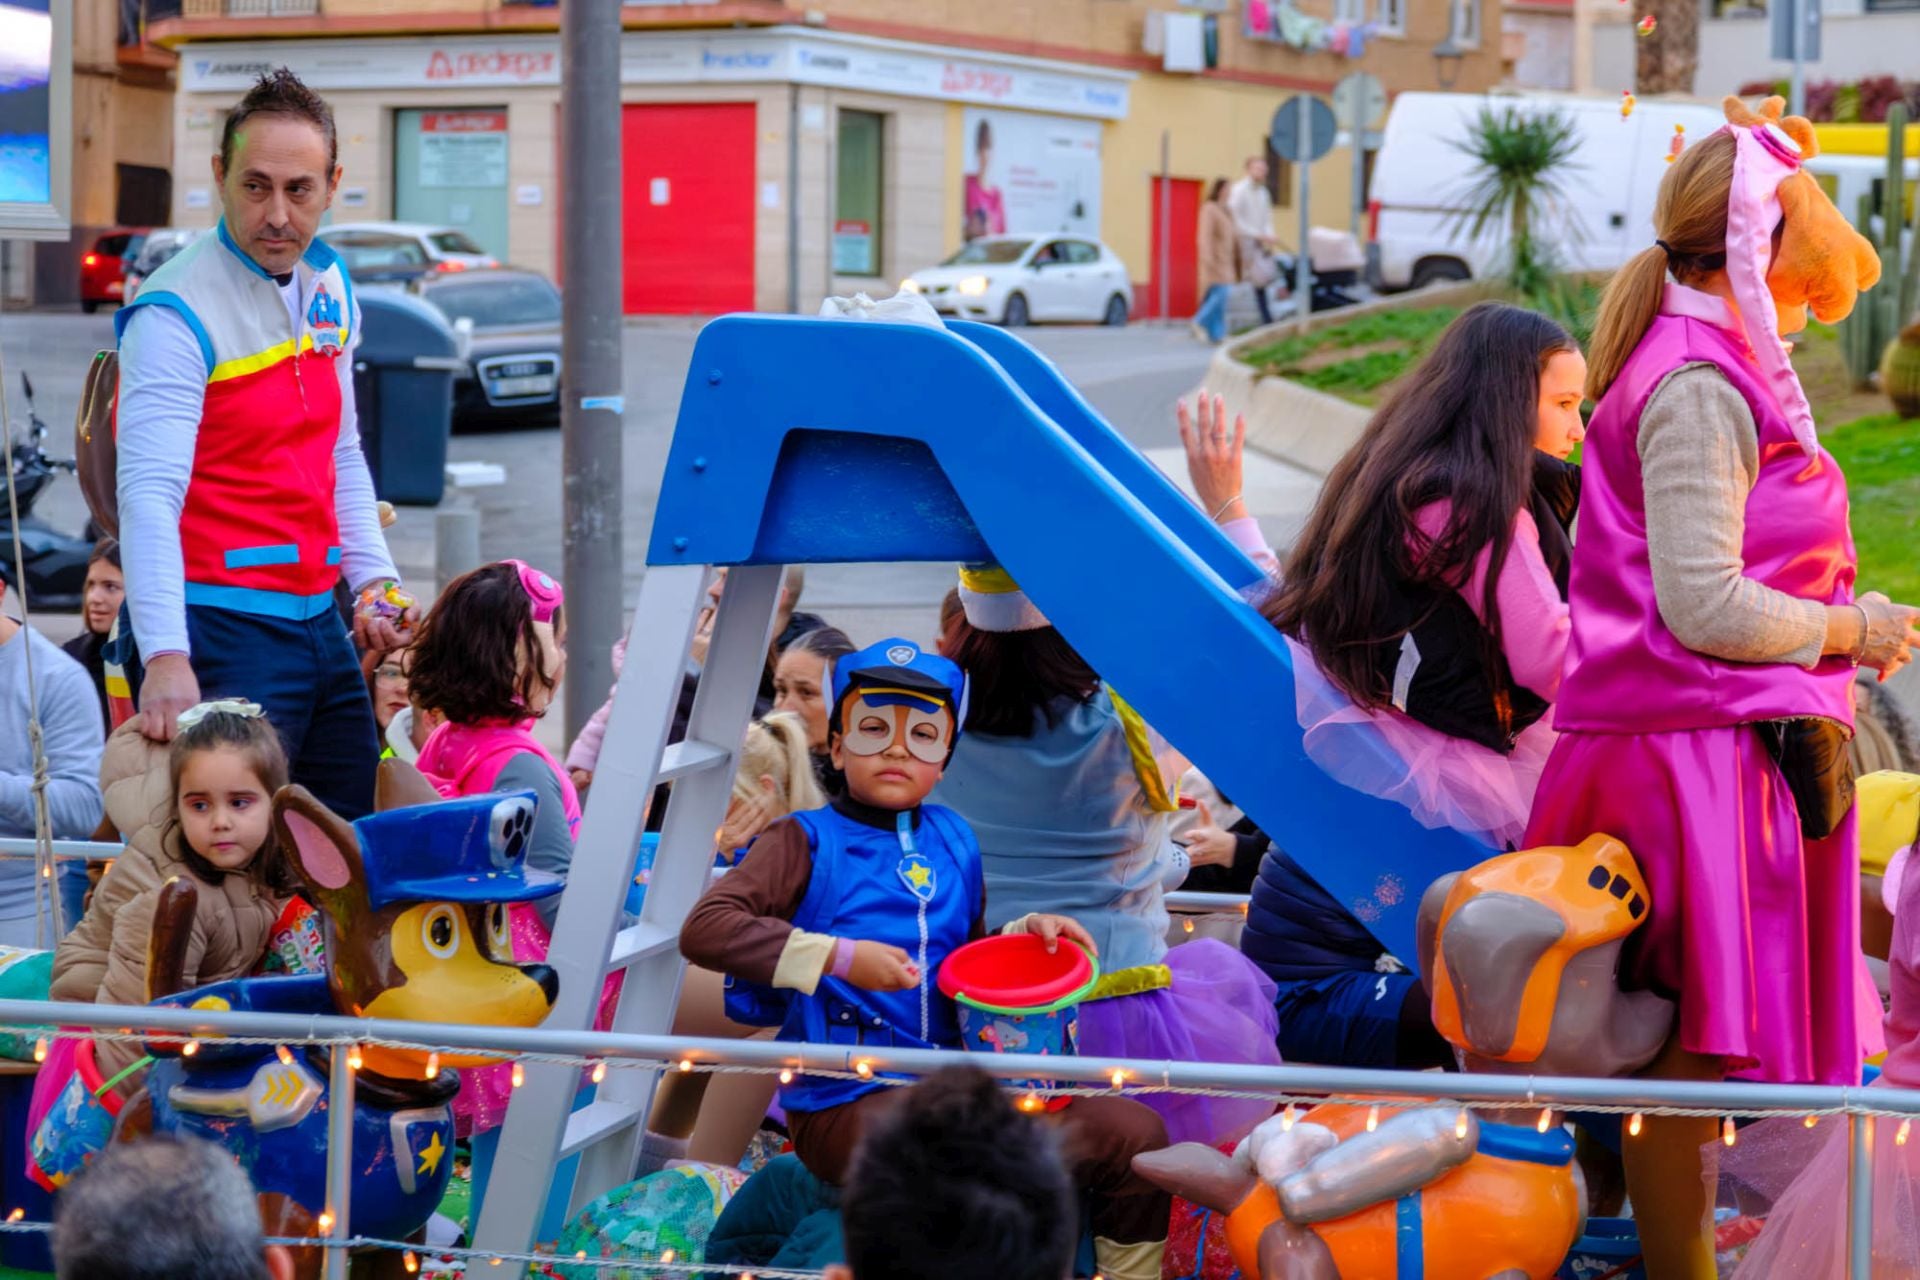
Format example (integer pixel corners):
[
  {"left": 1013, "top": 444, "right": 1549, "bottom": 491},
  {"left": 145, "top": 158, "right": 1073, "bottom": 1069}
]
[
  {"left": 830, "top": 638, "right": 969, "bottom": 745},
  {"left": 351, "top": 790, "right": 562, "bottom": 911}
]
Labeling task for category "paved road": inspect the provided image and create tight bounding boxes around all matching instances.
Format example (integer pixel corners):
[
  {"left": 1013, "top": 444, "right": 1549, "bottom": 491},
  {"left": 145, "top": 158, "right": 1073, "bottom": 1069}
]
[{"left": 1, "top": 311, "right": 1313, "bottom": 651}]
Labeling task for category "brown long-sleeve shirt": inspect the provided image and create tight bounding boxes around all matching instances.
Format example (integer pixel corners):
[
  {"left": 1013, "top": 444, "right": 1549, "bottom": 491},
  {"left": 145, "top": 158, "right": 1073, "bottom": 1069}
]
[{"left": 681, "top": 798, "right": 988, "bottom": 995}]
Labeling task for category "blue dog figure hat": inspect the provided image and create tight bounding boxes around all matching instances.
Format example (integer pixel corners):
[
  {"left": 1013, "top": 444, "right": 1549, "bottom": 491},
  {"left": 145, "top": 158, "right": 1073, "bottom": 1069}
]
[
  {"left": 829, "top": 638, "right": 969, "bottom": 748},
  {"left": 351, "top": 790, "right": 563, "bottom": 910}
]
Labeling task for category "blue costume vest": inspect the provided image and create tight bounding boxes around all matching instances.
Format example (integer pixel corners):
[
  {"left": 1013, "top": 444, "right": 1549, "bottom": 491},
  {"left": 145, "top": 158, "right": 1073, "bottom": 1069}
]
[{"left": 774, "top": 804, "right": 984, "bottom": 1114}]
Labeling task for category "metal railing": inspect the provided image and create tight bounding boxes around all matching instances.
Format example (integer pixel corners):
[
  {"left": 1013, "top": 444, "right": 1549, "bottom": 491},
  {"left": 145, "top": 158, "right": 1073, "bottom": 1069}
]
[{"left": 0, "top": 996, "right": 1911, "bottom": 1279}]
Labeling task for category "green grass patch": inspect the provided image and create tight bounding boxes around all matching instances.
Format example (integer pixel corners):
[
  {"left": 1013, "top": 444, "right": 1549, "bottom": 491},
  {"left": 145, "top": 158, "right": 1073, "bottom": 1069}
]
[
  {"left": 1824, "top": 411, "right": 1920, "bottom": 602},
  {"left": 1239, "top": 306, "right": 1463, "bottom": 403}
]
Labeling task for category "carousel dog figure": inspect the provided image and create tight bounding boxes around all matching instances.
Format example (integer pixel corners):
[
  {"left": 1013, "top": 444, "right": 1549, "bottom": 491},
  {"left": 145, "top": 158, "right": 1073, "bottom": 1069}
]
[
  {"left": 1417, "top": 833, "right": 1675, "bottom": 1078},
  {"left": 120, "top": 763, "right": 561, "bottom": 1277},
  {"left": 1132, "top": 835, "right": 1672, "bottom": 1279}
]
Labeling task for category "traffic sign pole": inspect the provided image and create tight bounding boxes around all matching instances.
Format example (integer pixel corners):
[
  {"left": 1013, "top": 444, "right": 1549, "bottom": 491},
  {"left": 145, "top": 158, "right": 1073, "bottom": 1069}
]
[{"left": 1297, "top": 101, "right": 1313, "bottom": 335}]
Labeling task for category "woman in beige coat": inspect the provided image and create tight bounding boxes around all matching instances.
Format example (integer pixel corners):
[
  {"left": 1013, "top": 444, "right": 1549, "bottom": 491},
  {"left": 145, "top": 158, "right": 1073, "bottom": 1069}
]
[{"left": 1193, "top": 179, "right": 1238, "bottom": 343}]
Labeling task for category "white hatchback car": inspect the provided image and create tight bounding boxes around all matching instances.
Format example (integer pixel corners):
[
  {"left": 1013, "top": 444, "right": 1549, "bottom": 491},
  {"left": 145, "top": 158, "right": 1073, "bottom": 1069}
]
[
  {"left": 904, "top": 235, "right": 1132, "bottom": 327},
  {"left": 317, "top": 221, "right": 499, "bottom": 273}
]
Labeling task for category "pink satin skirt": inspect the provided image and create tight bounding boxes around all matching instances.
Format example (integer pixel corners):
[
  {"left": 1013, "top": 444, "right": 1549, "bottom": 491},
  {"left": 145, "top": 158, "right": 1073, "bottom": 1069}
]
[{"left": 1525, "top": 724, "right": 1875, "bottom": 1085}]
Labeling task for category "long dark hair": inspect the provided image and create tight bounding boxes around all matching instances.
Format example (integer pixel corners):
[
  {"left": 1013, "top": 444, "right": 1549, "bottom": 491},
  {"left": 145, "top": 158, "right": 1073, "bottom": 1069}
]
[
  {"left": 408, "top": 563, "right": 565, "bottom": 724},
  {"left": 166, "top": 710, "right": 296, "bottom": 892},
  {"left": 1263, "top": 302, "right": 1576, "bottom": 709},
  {"left": 946, "top": 618, "right": 1099, "bottom": 738},
  {"left": 1207, "top": 177, "right": 1229, "bottom": 202}
]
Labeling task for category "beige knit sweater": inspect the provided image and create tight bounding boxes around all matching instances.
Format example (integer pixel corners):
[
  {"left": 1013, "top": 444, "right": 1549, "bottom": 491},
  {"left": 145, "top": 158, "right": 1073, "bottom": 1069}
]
[{"left": 1637, "top": 363, "right": 1830, "bottom": 669}]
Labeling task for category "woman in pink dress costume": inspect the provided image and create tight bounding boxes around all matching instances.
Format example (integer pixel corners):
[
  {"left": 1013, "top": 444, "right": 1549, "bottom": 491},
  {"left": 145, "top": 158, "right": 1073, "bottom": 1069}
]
[{"left": 1524, "top": 96, "right": 1910, "bottom": 1279}]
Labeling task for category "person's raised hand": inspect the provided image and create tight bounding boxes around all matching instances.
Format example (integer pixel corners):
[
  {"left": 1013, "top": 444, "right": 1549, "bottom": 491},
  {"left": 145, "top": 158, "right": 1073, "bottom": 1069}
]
[
  {"left": 1858, "top": 592, "right": 1920, "bottom": 681},
  {"left": 1021, "top": 913, "right": 1098, "bottom": 958},
  {"left": 137, "top": 653, "right": 200, "bottom": 743},
  {"left": 1182, "top": 800, "right": 1239, "bottom": 868},
  {"left": 845, "top": 939, "right": 920, "bottom": 991},
  {"left": 1178, "top": 393, "right": 1247, "bottom": 524}
]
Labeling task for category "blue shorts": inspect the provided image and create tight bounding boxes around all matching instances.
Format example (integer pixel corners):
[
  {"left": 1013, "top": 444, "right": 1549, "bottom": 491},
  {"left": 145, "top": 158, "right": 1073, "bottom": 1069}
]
[{"left": 1272, "top": 970, "right": 1420, "bottom": 1070}]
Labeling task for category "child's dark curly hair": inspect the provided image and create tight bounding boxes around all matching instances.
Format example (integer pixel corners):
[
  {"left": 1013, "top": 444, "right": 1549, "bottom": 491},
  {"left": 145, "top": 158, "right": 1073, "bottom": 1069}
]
[
  {"left": 406, "top": 563, "right": 565, "bottom": 724},
  {"left": 165, "top": 710, "right": 297, "bottom": 894}
]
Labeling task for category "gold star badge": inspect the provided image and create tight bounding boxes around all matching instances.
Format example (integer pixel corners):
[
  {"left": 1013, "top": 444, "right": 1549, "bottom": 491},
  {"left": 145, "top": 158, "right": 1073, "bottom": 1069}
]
[
  {"left": 417, "top": 1130, "right": 447, "bottom": 1179},
  {"left": 905, "top": 863, "right": 932, "bottom": 891}
]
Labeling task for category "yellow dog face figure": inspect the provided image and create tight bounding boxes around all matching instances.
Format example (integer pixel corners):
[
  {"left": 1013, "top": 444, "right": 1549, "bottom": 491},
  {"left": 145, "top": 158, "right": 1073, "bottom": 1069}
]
[
  {"left": 1417, "top": 834, "right": 1674, "bottom": 1077},
  {"left": 1723, "top": 94, "right": 1882, "bottom": 334},
  {"left": 273, "top": 770, "right": 561, "bottom": 1081}
]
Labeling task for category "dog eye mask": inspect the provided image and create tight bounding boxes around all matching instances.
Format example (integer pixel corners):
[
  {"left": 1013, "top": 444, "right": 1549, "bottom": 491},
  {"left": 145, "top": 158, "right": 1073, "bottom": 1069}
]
[{"left": 840, "top": 697, "right": 953, "bottom": 765}]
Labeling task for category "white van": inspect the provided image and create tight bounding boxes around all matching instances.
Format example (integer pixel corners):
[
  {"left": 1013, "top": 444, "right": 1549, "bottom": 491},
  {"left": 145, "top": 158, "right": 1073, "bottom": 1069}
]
[
  {"left": 1367, "top": 92, "right": 1728, "bottom": 291},
  {"left": 1804, "top": 151, "right": 1918, "bottom": 253}
]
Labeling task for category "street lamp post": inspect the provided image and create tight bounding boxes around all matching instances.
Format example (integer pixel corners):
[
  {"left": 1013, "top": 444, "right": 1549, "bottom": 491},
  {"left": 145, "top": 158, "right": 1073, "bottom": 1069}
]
[{"left": 1434, "top": 37, "right": 1467, "bottom": 89}]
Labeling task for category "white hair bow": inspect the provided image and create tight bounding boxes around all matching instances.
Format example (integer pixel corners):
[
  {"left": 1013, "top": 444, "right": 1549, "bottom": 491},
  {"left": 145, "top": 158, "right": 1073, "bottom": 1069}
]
[{"left": 175, "top": 699, "right": 266, "bottom": 730}]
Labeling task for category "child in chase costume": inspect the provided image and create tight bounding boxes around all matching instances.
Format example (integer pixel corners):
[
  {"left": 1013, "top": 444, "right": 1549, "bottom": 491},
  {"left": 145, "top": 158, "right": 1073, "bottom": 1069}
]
[{"left": 682, "top": 639, "right": 1174, "bottom": 1280}]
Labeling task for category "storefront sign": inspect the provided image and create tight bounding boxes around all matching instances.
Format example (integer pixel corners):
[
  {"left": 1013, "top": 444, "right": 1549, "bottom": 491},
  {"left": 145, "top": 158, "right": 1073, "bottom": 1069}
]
[
  {"left": 832, "top": 220, "right": 874, "bottom": 274},
  {"left": 417, "top": 112, "right": 508, "bottom": 188},
  {"left": 181, "top": 30, "right": 1130, "bottom": 120}
]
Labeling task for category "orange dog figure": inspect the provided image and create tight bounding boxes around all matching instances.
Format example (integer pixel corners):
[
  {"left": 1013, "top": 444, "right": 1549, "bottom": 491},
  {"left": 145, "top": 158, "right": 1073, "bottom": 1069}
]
[
  {"left": 1418, "top": 834, "right": 1673, "bottom": 1077},
  {"left": 1134, "top": 1103, "right": 1584, "bottom": 1279}
]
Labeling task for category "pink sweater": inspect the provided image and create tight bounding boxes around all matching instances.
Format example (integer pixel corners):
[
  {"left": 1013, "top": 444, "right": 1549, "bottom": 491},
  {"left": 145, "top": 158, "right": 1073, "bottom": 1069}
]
[{"left": 1223, "top": 502, "right": 1570, "bottom": 700}]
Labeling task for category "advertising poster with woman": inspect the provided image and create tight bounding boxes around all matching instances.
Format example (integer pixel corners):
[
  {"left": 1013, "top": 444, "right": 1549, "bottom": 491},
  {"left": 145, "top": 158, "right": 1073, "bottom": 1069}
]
[
  {"left": 0, "top": 0, "right": 52, "bottom": 207},
  {"left": 961, "top": 108, "right": 1102, "bottom": 242}
]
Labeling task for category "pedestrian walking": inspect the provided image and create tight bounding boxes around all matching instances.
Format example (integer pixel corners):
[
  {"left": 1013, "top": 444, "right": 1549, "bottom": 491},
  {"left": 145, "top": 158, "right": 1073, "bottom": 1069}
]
[{"left": 1192, "top": 179, "right": 1237, "bottom": 343}]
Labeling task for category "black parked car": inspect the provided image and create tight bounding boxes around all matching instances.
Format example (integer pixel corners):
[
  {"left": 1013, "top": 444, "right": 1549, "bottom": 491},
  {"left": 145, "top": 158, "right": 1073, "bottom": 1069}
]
[{"left": 409, "top": 267, "right": 562, "bottom": 430}]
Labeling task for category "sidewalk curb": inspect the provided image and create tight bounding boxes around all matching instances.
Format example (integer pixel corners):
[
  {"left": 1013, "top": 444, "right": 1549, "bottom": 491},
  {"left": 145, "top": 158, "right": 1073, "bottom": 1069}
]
[{"left": 1196, "top": 345, "right": 1371, "bottom": 479}]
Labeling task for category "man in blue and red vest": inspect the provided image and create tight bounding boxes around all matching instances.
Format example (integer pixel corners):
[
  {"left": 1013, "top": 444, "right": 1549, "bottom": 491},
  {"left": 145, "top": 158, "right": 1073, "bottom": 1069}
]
[{"left": 115, "top": 69, "right": 417, "bottom": 819}]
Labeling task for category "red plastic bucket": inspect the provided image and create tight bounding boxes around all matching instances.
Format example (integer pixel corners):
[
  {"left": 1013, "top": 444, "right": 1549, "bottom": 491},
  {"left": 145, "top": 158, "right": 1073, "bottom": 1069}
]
[{"left": 937, "top": 935, "right": 1100, "bottom": 1096}]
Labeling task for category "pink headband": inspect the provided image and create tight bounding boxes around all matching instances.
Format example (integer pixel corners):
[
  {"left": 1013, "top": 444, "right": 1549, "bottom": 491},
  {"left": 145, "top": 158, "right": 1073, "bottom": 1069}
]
[
  {"left": 503, "top": 559, "right": 563, "bottom": 624},
  {"left": 1723, "top": 121, "right": 1820, "bottom": 456}
]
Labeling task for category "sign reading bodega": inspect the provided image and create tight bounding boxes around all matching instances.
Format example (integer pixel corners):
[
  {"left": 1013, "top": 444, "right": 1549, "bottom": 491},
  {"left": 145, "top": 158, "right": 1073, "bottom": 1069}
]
[{"left": 425, "top": 48, "right": 555, "bottom": 82}]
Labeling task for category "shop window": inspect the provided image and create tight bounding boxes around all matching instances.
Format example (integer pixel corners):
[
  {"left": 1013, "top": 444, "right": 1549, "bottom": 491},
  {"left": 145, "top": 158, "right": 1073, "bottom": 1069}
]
[
  {"left": 116, "top": 164, "right": 171, "bottom": 227},
  {"left": 1450, "top": 0, "right": 1482, "bottom": 46},
  {"left": 835, "top": 110, "right": 885, "bottom": 278}
]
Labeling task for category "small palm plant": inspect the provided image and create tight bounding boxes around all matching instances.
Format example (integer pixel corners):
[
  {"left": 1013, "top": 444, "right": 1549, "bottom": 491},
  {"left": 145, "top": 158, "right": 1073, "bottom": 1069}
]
[{"left": 1450, "top": 106, "right": 1581, "bottom": 297}]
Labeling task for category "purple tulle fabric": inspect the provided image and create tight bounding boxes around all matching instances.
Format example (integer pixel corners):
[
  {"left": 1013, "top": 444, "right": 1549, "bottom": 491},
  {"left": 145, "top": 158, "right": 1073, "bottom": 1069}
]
[
  {"left": 452, "top": 902, "right": 622, "bottom": 1139},
  {"left": 1074, "top": 938, "right": 1281, "bottom": 1146}
]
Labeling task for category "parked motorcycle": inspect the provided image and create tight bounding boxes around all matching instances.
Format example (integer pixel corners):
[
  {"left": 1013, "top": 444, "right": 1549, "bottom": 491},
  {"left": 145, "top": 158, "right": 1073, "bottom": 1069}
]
[{"left": 1, "top": 373, "right": 97, "bottom": 611}]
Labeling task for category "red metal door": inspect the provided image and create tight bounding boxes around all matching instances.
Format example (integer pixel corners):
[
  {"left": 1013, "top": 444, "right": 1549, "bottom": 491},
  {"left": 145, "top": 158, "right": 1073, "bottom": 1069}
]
[
  {"left": 1140, "top": 177, "right": 1201, "bottom": 320},
  {"left": 621, "top": 103, "right": 756, "bottom": 314}
]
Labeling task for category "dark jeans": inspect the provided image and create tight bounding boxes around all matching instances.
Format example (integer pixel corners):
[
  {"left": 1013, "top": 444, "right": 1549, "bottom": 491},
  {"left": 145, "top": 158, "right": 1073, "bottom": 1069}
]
[{"left": 183, "top": 605, "right": 377, "bottom": 820}]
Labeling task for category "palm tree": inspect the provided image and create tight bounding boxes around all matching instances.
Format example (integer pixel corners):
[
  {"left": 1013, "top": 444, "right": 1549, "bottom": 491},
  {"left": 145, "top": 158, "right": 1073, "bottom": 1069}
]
[
  {"left": 1451, "top": 105, "right": 1581, "bottom": 297},
  {"left": 1635, "top": 0, "right": 1700, "bottom": 96}
]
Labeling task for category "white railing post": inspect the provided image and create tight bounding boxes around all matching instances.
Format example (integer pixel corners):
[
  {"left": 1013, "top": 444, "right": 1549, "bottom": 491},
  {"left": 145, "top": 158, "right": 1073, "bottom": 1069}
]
[{"left": 325, "top": 1041, "right": 355, "bottom": 1280}]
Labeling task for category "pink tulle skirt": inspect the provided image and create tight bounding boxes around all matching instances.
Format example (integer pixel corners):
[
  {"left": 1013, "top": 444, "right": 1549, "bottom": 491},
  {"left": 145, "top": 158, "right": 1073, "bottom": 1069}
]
[
  {"left": 1526, "top": 725, "right": 1877, "bottom": 1084},
  {"left": 1074, "top": 938, "right": 1281, "bottom": 1147},
  {"left": 1718, "top": 1080, "right": 1920, "bottom": 1278},
  {"left": 1286, "top": 637, "right": 1552, "bottom": 850},
  {"left": 452, "top": 902, "right": 623, "bottom": 1139}
]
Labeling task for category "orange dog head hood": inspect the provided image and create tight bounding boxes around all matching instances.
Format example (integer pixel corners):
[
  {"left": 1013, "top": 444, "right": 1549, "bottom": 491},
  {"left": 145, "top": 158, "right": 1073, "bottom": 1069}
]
[{"left": 1718, "top": 94, "right": 1880, "bottom": 453}]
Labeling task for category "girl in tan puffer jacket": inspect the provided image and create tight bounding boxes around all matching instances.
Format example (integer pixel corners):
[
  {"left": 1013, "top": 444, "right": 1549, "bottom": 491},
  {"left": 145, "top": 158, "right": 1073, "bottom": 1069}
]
[{"left": 30, "top": 705, "right": 300, "bottom": 1186}]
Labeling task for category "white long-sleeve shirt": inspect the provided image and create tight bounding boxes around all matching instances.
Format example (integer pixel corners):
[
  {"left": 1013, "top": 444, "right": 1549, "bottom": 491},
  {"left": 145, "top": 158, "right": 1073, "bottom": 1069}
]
[
  {"left": 1227, "top": 176, "right": 1276, "bottom": 245},
  {"left": 116, "top": 274, "right": 396, "bottom": 657}
]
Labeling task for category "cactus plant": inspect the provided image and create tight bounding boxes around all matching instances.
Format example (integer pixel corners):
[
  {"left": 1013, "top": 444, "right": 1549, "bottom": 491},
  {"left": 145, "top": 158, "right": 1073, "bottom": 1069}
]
[
  {"left": 1884, "top": 322, "right": 1920, "bottom": 419},
  {"left": 1839, "top": 102, "right": 1920, "bottom": 391}
]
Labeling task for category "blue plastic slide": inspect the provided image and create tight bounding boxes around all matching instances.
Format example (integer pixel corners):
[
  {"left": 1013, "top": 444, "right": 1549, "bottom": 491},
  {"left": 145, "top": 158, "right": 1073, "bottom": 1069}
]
[{"left": 647, "top": 315, "right": 1494, "bottom": 964}]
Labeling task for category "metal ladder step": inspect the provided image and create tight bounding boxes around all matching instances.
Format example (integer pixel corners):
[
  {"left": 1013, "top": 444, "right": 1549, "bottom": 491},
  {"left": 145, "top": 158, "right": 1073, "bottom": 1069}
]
[
  {"left": 607, "top": 920, "right": 682, "bottom": 971},
  {"left": 558, "top": 1099, "right": 647, "bottom": 1160},
  {"left": 658, "top": 738, "right": 730, "bottom": 783}
]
